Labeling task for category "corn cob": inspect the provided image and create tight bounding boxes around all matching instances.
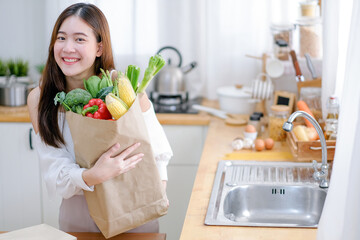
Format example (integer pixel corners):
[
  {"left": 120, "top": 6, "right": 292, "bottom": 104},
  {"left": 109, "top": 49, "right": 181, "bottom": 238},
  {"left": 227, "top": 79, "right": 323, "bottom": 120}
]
[
  {"left": 117, "top": 72, "right": 136, "bottom": 108},
  {"left": 105, "top": 93, "right": 129, "bottom": 120}
]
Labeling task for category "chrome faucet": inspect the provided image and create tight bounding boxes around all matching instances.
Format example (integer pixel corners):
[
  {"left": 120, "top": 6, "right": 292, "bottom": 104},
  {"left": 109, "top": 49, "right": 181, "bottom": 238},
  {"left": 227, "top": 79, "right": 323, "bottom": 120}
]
[{"left": 283, "top": 111, "right": 329, "bottom": 188}]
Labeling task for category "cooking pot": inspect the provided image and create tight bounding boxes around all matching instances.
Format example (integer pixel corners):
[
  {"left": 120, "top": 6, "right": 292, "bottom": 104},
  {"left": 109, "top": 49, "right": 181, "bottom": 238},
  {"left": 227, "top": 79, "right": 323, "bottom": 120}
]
[
  {"left": 0, "top": 76, "right": 34, "bottom": 106},
  {"left": 217, "top": 85, "right": 259, "bottom": 115},
  {"left": 154, "top": 46, "right": 197, "bottom": 94}
]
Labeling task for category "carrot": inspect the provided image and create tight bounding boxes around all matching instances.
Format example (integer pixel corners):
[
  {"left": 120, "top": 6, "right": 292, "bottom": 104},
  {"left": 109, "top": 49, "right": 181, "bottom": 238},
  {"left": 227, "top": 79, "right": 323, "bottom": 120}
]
[
  {"left": 297, "top": 100, "right": 319, "bottom": 140},
  {"left": 297, "top": 101, "right": 316, "bottom": 128}
]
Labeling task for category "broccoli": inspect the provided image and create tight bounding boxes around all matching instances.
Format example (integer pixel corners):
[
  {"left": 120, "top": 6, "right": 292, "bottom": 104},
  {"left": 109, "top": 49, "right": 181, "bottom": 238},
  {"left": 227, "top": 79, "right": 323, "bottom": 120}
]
[{"left": 54, "top": 88, "right": 92, "bottom": 113}]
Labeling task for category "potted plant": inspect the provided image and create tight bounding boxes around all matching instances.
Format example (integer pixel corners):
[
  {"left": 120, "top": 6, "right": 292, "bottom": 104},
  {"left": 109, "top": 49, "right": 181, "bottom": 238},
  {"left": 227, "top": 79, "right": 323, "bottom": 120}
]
[
  {"left": 0, "top": 59, "right": 8, "bottom": 84},
  {"left": 8, "top": 59, "right": 30, "bottom": 83}
]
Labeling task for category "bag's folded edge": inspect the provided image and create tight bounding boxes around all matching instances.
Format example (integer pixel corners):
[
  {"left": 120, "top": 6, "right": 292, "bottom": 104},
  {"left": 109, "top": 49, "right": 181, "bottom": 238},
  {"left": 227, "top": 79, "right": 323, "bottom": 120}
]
[{"left": 89, "top": 198, "right": 168, "bottom": 239}]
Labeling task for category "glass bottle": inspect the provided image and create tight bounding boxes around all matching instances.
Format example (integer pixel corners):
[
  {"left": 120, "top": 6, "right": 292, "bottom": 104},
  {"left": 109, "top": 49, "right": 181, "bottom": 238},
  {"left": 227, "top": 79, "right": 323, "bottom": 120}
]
[
  {"left": 269, "top": 105, "right": 290, "bottom": 141},
  {"left": 325, "top": 95, "right": 339, "bottom": 140}
]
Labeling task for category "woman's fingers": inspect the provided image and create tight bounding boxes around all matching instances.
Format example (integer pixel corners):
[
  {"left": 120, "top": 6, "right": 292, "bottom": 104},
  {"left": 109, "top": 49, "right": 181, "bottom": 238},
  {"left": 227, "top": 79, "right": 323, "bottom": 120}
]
[
  {"left": 117, "top": 142, "right": 141, "bottom": 159},
  {"left": 102, "top": 143, "right": 121, "bottom": 159},
  {"left": 119, "top": 153, "right": 144, "bottom": 174}
]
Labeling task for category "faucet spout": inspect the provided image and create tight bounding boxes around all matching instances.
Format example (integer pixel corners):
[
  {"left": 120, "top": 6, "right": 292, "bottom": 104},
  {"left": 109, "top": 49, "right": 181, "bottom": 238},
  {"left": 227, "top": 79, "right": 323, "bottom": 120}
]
[{"left": 283, "top": 111, "right": 329, "bottom": 188}]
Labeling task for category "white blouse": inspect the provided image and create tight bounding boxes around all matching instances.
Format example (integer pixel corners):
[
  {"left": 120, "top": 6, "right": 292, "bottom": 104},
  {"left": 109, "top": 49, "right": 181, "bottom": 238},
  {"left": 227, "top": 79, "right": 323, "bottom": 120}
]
[{"left": 34, "top": 103, "right": 172, "bottom": 200}]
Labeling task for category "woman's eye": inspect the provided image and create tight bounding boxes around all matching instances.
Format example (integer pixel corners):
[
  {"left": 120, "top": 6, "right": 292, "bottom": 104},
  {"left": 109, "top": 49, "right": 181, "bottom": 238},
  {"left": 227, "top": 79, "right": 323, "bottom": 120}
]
[
  {"left": 57, "top": 36, "right": 65, "bottom": 41},
  {"left": 76, "top": 38, "right": 85, "bottom": 42}
]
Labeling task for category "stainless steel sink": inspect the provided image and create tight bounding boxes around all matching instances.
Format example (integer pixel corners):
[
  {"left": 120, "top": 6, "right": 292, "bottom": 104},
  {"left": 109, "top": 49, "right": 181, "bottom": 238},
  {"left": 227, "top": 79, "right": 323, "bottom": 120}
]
[{"left": 205, "top": 160, "right": 330, "bottom": 228}]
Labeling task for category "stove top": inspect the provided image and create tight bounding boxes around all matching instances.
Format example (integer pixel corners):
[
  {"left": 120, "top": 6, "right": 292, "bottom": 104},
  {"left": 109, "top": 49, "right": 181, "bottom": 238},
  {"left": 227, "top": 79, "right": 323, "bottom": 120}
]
[{"left": 150, "top": 92, "right": 202, "bottom": 114}]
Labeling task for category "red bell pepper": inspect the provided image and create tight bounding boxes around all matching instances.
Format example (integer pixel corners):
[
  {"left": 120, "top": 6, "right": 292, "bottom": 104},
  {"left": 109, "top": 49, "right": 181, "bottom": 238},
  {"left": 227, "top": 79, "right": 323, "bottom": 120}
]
[{"left": 82, "top": 98, "right": 112, "bottom": 120}]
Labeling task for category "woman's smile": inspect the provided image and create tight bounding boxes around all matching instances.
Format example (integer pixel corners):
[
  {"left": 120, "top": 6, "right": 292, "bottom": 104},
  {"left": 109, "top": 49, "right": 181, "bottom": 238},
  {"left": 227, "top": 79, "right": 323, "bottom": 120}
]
[
  {"left": 63, "top": 57, "right": 80, "bottom": 65},
  {"left": 54, "top": 16, "right": 102, "bottom": 81}
]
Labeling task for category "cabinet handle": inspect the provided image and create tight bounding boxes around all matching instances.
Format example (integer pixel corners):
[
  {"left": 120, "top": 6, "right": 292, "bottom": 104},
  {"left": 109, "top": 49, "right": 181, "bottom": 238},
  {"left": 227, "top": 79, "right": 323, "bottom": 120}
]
[{"left": 29, "top": 128, "right": 34, "bottom": 150}]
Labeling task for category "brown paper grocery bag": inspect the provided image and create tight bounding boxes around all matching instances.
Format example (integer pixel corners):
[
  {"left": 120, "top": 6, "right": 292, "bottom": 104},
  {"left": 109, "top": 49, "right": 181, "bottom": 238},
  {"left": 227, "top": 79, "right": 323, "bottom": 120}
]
[{"left": 65, "top": 96, "right": 168, "bottom": 239}]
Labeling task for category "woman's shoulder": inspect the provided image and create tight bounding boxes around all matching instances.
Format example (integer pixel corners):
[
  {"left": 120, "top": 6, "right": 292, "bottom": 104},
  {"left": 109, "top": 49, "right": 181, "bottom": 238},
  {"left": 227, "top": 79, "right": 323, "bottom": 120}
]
[{"left": 27, "top": 86, "right": 40, "bottom": 133}]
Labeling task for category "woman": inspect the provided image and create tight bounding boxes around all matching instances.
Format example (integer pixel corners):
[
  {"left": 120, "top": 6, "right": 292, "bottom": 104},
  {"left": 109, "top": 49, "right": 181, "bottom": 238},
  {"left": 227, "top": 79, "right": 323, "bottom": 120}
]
[{"left": 27, "top": 3, "right": 172, "bottom": 233}]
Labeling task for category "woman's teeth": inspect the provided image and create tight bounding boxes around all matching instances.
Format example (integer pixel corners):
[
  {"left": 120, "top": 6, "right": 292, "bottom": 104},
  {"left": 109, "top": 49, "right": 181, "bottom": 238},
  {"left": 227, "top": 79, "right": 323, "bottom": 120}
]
[{"left": 64, "top": 58, "right": 78, "bottom": 62}]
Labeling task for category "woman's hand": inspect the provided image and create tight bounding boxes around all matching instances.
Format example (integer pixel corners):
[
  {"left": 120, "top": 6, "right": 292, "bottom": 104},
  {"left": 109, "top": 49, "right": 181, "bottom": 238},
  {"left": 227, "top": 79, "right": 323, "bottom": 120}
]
[
  {"left": 162, "top": 180, "right": 169, "bottom": 207},
  {"left": 139, "top": 92, "right": 151, "bottom": 112},
  {"left": 82, "top": 142, "right": 143, "bottom": 186}
]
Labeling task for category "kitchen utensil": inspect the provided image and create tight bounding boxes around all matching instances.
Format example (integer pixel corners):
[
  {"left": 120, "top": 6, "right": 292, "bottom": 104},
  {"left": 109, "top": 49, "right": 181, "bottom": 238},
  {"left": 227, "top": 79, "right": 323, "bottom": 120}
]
[
  {"left": 290, "top": 50, "right": 305, "bottom": 82},
  {"left": 216, "top": 85, "right": 259, "bottom": 115},
  {"left": 0, "top": 76, "right": 34, "bottom": 106},
  {"left": 153, "top": 46, "right": 197, "bottom": 94},
  {"left": 266, "top": 58, "right": 285, "bottom": 78},
  {"left": 192, "top": 104, "right": 247, "bottom": 126},
  {"left": 251, "top": 73, "right": 274, "bottom": 100},
  {"left": 304, "top": 53, "right": 318, "bottom": 79}
]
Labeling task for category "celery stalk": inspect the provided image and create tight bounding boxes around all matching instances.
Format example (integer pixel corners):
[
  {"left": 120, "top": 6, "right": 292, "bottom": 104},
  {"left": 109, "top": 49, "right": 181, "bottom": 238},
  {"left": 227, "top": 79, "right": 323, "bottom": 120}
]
[
  {"left": 136, "top": 54, "right": 165, "bottom": 93},
  {"left": 126, "top": 65, "right": 140, "bottom": 92}
]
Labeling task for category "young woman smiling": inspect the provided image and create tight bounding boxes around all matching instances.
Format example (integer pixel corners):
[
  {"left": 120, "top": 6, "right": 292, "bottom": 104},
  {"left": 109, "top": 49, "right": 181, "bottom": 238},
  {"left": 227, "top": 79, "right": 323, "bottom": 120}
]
[{"left": 27, "top": 3, "right": 172, "bottom": 233}]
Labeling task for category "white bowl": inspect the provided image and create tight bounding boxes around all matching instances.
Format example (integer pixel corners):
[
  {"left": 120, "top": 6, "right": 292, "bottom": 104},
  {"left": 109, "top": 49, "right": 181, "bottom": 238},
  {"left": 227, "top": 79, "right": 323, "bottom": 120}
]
[{"left": 217, "top": 86, "right": 259, "bottom": 115}]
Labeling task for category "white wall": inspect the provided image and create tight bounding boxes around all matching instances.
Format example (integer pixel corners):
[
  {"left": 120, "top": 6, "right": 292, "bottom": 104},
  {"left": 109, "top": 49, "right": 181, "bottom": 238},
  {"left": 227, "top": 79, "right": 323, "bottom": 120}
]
[{"left": 0, "top": 0, "right": 47, "bottom": 82}]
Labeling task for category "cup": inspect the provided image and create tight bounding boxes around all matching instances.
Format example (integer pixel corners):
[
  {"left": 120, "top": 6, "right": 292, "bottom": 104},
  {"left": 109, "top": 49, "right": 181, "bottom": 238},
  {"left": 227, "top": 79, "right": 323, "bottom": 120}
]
[{"left": 266, "top": 58, "right": 285, "bottom": 78}]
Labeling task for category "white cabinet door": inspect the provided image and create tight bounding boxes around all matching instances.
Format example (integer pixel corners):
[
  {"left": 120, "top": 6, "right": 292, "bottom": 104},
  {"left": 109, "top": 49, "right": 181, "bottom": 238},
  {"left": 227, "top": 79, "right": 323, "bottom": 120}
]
[
  {"left": 159, "top": 125, "right": 208, "bottom": 240},
  {"left": 0, "top": 123, "right": 42, "bottom": 231},
  {"left": 162, "top": 125, "right": 208, "bottom": 165}
]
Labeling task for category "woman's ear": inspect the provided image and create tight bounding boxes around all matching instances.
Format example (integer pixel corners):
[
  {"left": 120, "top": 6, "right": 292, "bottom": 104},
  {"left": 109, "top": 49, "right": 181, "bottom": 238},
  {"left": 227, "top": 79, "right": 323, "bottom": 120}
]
[{"left": 96, "top": 42, "right": 103, "bottom": 57}]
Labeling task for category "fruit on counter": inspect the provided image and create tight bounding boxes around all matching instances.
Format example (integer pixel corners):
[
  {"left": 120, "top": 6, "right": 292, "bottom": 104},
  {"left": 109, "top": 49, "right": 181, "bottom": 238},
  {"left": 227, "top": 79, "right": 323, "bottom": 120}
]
[
  {"left": 254, "top": 139, "right": 265, "bottom": 151},
  {"left": 293, "top": 125, "right": 309, "bottom": 141},
  {"left": 245, "top": 124, "right": 257, "bottom": 133},
  {"left": 105, "top": 93, "right": 129, "bottom": 120},
  {"left": 296, "top": 100, "right": 319, "bottom": 140},
  {"left": 264, "top": 138, "right": 274, "bottom": 150}
]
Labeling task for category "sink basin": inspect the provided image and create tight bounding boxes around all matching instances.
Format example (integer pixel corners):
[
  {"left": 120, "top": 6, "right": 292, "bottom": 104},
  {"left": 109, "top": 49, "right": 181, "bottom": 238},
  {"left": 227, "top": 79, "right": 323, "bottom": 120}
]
[{"left": 205, "top": 160, "right": 329, "bottom": 228}]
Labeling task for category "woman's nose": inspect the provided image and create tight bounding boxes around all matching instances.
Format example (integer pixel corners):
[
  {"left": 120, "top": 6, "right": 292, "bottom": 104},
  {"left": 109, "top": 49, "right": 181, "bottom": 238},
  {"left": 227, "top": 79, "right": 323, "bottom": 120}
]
[{"left": 62, "top": 40, "right": 76, "bottom": 53}]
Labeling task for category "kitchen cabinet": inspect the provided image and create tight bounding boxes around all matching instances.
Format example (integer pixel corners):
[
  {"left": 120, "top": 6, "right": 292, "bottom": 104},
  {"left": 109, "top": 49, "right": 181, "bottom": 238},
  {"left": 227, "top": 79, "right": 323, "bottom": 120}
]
[
  {"left": 0, "top": 121, "right": 208, "bottom": 238},
  {"left": 0, "top": 123, "right": 42, "bottom": 231},
  {"left": 159, "top": 125, "right": 208, "bottom": 240}
]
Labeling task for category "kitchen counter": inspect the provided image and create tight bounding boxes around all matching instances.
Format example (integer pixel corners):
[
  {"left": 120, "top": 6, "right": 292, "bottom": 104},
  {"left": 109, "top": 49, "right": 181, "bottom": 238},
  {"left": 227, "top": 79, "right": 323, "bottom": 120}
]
[
  {"left": 0, "top": 232, "right": 166, "bottom": 240},
  {"left": 0, "top": 103, "right": 212, "bottom": 125},
  {"left": 0, "top": 101, "right": 317, "bottom": 239},
  {"left": 179, "top": 117, "right": 318, "bottom": 240}
]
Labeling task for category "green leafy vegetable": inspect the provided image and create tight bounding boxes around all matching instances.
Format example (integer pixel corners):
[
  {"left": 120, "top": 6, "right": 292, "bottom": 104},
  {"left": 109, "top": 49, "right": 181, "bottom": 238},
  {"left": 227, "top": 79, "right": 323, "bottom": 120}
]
[
  {"left": 84, "top": 75, "right": 101, "bottom": 98},
  {"left": 136, "top": 54, "right": 165, "bottom": 93},
  {"left": 96, "top": 86, "right": 114, "bottom": 101}
]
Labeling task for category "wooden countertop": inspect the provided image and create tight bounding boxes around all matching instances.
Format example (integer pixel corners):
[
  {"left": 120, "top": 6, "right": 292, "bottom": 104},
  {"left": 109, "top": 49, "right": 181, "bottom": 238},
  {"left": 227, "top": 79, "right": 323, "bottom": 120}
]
[
  {"left": 0, "top": 102, "right": 212, "bottom": 125},
  {"left": 0, "top": 232, "right": 165, "bottom": 240},
  {"left": 179, "top": 118, "right": 318, "bottom": 240}
]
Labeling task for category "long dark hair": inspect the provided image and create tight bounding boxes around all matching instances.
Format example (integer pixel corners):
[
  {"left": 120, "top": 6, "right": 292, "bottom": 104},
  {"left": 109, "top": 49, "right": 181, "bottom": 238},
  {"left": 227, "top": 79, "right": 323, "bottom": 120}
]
[{"left": 38, "top": 3, "right": 115, "bottom": 148}]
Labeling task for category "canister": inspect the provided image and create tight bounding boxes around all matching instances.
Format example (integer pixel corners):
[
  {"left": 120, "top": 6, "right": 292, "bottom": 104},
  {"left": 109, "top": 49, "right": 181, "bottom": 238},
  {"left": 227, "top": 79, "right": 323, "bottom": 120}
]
[
  {"left": 269, "top": 105, "right": 290, "bottom": 141},
  {"left": 294, "top": 17, "right": 322, "bottom": 58}
]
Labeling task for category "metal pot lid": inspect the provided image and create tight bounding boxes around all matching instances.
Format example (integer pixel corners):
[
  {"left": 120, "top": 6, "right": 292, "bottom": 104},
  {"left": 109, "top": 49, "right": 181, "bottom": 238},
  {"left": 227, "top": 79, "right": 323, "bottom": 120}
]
[{"left": 217, "top": 85, "right": 252, "bottom": 98}]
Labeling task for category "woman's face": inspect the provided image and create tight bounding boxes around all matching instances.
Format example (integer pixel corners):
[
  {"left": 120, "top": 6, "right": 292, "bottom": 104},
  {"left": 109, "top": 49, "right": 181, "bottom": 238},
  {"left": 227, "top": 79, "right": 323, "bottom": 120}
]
[{"left": 54, "top": 16, "right": 102, "bottom": 86}]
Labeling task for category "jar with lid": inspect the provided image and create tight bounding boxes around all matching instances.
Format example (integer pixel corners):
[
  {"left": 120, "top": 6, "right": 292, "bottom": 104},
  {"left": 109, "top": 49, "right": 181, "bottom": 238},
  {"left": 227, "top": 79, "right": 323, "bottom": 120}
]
[
  {"left": 274, "top": 39, "right": 290, "bottom": 60},
  {"left": 269, "top": 105, "right": 290, "bottom": 141},
  {"left": 294, "top": 17, "right": 322, "bottom": 58},
  {"left": 298, "top": 0, "right": 320, "bottom": 18},
  {"left": 270, "top": 24, "right": 294, "bottom": 59}
]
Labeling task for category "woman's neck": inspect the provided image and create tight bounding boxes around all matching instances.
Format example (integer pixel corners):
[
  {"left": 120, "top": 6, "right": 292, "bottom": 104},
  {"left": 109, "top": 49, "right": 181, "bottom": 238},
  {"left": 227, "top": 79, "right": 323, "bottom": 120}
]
[{"left": 65, "top": 76, "right": 85, "bottom": 92}]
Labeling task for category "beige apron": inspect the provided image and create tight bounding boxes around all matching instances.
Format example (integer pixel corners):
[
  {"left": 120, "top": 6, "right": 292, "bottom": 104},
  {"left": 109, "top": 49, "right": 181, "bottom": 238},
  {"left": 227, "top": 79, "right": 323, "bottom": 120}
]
[{"left": 59, "top": 195, "right": 159, "bottom": 233}]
